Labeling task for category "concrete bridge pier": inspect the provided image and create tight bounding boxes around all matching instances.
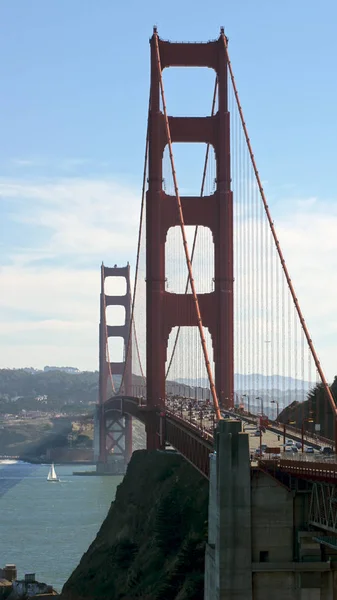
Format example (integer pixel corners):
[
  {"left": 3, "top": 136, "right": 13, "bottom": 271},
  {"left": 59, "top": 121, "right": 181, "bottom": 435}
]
[{"left": 205, "top": 419, "right": 252, "bottom": 600}]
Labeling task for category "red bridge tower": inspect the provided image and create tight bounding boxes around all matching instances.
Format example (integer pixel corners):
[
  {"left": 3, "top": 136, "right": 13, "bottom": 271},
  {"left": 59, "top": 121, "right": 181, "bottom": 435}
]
[
  {"left": 146, "top": 30, "right": 234, "bottom": 449},
  {"left": 97, "top": 263, "right": 132, "bottom": 473}
]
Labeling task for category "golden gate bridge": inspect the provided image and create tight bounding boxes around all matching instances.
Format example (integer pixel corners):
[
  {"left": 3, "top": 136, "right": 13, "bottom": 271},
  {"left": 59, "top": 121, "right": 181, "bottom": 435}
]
[{"left": 95, "top": 28, "right": 337, "bottom": 486}]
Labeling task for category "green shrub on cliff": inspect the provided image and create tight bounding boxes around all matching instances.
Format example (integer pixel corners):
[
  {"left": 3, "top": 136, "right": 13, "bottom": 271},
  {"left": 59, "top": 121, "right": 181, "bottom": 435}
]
[
  {"left": 154, "top": 486, "right": 183, "bottom": 553},
  {"left": 114, "top": 538, "right": 138, "bottom": 569}
]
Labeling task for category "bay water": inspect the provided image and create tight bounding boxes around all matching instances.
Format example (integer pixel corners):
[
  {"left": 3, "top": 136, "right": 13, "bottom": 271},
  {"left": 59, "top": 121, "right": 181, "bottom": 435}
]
[{"left": 0, "top": 460, "right": 122, "bottom": 592}]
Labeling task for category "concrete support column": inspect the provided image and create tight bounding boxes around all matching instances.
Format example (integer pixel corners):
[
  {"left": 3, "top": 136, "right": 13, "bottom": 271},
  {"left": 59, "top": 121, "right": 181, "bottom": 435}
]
[
  {"left": 321, "top": 571, "right": 333, "bottom": 600},
  {"left": 205, "top": 419, "right": 252, "bottom": 600}
]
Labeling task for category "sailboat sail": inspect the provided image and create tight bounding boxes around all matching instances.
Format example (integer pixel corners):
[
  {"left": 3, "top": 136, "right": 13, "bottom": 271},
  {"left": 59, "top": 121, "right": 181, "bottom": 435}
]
[{"left": 47, "top": 463, "right": 59, "bottom": 481}]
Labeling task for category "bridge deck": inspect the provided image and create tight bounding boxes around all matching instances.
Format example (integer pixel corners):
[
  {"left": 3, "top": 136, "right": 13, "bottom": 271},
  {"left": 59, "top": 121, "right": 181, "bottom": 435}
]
[{"left": 103, "top": 396, "right": 337, "bottom": 481}]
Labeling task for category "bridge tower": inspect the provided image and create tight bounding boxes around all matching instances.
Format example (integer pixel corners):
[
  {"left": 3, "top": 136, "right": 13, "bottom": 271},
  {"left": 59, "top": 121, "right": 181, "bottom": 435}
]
[
  {"left": 146, "top": 29, "right": 233, "bottom": 449},
  {"left": 97, "top": 263, "right": 132, "bottom": 474}
]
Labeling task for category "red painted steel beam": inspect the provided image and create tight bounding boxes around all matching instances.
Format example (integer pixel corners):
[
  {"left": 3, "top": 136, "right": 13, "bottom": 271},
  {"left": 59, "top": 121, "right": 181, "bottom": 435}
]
[
  {"left": 98, "top": 264, "right": 132, "bottom": 464},
  {"left": 147, "top": 29, "right": 234, "bottom": 420}
]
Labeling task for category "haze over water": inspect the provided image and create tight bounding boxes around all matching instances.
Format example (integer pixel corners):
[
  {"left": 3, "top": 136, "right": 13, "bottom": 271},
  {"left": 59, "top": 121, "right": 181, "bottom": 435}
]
[{"left": 0, "top": 461, "right": 121, "bottom": 592}]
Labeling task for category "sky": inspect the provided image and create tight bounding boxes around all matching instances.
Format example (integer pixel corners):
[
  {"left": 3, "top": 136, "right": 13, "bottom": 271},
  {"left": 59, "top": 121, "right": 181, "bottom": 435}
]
[{"left": 1, "top": 0, "right": 337, "bottom": 380}]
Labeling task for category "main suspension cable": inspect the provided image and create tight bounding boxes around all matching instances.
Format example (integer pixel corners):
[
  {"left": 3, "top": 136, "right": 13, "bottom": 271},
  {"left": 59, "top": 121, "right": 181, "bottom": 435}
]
[
  {"left": 119, "top": 97, "right": 150, "bottom": 394},
  {"left": 154, "top": 32, "right": 221, "bottom": 421}
]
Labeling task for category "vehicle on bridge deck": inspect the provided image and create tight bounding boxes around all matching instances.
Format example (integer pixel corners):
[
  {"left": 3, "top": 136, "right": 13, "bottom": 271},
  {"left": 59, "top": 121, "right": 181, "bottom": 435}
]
[
  {"left": 254, "top": 448, "right": 264, "bottom": 457},
  {"left": 320, "top": 446, "right": 334, "bottom": 455}
]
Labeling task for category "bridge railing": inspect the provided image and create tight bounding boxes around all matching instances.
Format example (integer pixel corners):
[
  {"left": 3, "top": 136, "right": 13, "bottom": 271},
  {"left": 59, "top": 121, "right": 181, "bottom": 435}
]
[
  {"left": 279, "top": 452, "right": 337, "bottom": 463},
  {"left": 166, "top": 399, "right": 333, "bottom": 451},
  {"left": 165, "top": 409, "right": 214, "bottom": 444},
  {"left": 101, "top": 394, "right": 337, "bottom": 481}
]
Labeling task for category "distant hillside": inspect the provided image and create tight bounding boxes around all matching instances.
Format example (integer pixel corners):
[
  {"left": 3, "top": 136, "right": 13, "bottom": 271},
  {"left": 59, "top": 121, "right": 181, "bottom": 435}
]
[
  {"left": 23, "top": 366, "right": 81, "bottom": 374},
  {"left": 44, "top": 366, "right": 81, "bottom": 373},
  {"left": 1, "top": 367, "right": 330, "bottom": 418},
  {"left": 278, "top": 376, "right": 337, "bottom": 440},
  {"left": 177, "top": 374, "right": 314, "bottom": 391},
  {"left": 0, "top": 369, "right": 98, "bottom": 414}
]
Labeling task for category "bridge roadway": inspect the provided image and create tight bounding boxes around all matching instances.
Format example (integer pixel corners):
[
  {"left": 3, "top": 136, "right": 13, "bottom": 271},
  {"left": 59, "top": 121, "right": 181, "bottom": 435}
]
[{"left": 103, "top": 395, "right": 337, "bottom": 482}]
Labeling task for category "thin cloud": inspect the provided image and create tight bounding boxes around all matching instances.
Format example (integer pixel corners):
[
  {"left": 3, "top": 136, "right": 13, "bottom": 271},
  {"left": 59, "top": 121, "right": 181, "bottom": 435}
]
[
  {"left": 10, "top": 158, "right": 42, "bottom": 167},
  {"left": 0, "top": 177, "right": 141, "bottom": 268},
  {"left": 7, "top": 157, "right": 102, "bottom": 171},
  {"left": 0, "top": 177, "right": 336, "bottom": 379},
  {"left": 295, "top": 196, "right": 317, "bottom": 208}
]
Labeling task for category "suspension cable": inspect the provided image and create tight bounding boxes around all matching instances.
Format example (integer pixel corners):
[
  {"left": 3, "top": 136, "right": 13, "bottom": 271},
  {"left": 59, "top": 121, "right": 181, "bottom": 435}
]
[
  {"left": 165, "top": 77, "right": 218, "bottom": 380},
  {"left": 133, "top": 318, "right": 145, "bottom": 380},
  {"left": 221, "top": 34, "right": 336, "bottom": 419},
  {"left": 119, "top": 98, "right": 150, "bottom": 394},
  {"left": 154, "top": 32, "right": 221, "bottom": 421}
]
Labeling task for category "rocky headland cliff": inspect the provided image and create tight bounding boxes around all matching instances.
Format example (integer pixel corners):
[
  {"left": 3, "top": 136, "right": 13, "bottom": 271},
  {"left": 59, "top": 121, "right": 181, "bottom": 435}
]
[{"left": 61, "top": 450, "right": 209, "bottom": 600}]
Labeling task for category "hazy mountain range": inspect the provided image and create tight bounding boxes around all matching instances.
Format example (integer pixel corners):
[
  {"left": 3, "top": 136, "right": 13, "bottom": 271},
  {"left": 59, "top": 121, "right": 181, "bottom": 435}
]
[
  {"left": 17, "top": 369, "right": 315, "bottom": 392},
  {"left": 176, "top": 374, "right": 314, "bottom": 392}
]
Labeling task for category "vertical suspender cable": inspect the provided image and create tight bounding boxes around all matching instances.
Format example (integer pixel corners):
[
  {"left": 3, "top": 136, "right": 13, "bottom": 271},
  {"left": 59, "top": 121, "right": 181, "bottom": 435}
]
[
  {"left": 103, "top": 288, "right": 116, "bottom": 395},
  {"left": 119, "top": 98, "right": 150, "bottom": 393},
  {"left": 269, "top": 212, "right": 272, "bottom": 402},
  {"left": 222, "top": 36, "right": 337, "bottom": 437}
]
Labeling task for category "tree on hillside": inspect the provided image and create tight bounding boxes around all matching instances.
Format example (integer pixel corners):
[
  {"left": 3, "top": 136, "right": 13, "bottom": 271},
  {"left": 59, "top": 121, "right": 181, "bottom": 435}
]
[
  {"left": 0, "top": 368, "right": 99, "bottom": 413},
  {"left": 279, "top": 375, "right": 337, "bottom": 439},
  {"left": 306, "top": 377, "right": 337, "bottom": 413}
]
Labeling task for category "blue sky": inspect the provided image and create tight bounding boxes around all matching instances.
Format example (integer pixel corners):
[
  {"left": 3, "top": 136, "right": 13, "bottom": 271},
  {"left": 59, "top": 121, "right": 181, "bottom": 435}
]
[{"left": 1, "top": 0, "right": 337, "bottom": 379}]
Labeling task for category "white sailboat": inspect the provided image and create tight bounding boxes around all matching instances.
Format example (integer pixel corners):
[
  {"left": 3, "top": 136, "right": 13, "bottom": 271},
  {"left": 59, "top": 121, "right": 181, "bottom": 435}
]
[{"left": 47, "top": 463, "right": 59, "bottom": 482}]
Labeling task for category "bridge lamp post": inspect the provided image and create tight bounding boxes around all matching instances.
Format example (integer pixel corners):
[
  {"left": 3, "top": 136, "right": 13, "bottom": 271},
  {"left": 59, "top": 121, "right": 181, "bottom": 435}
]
[
  {"left": 199, "top": 409, "right": 203, "bottom": 431},
  {"left": 256, "top": 396, "right": 266, "bottom": 456},
  {"left": 188, "top": 403, "right": 192, "bottom": 423},
  {"left": 283, "top": 420, "right": 296, "bottom": 446},
  {"left": 211, "top": 411, "right": 215, "bottom": 434},
  {"left": 242, "top": 394, "right": 250, "bottom": 414},
  {"left": 301, "top": 418, "right": 314, "bottom": 452},
  {"left": 271, "top": 400, "right": 279, "bottom": 422},
  {"left": 256, "top": 396, "right": 264, "bottom": 415}
]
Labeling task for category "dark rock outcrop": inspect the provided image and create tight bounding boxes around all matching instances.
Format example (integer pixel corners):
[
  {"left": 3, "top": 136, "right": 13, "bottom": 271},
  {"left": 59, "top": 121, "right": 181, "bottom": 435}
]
[{"left": 61, "top": 450, "right": 209, "bottom": 600}]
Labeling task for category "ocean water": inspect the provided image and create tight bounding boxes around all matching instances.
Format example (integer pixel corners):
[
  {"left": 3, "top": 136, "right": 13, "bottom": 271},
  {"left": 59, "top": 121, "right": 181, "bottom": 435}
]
[{"left": 0, "top": 460, "right": 122, "bottom": 592}]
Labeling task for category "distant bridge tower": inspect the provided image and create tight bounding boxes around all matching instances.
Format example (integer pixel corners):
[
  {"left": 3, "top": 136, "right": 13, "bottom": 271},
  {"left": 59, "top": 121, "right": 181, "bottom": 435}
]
[
  {"left": 97, "top": 263, "right": 132, "bottom": 474},
  {"left": 146, "top": 29, "right": 234, "bottom": 449}
]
